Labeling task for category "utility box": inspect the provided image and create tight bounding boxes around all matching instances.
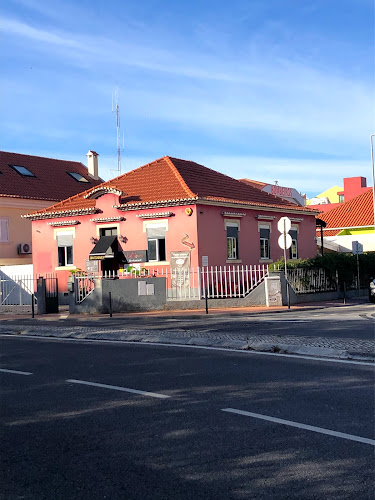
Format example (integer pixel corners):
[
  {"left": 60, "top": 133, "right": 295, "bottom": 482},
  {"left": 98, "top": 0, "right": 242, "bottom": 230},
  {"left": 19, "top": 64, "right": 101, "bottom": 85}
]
[{"left": 265, "top": 276, "right": 282, "bottom": 307}]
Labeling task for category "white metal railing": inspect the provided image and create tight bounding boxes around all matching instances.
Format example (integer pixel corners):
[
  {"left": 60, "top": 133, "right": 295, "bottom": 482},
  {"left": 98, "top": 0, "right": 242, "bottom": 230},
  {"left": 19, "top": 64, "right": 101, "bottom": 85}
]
[
  {"left": 74, "top": 265, "right": 269, "bottom": 302},
  {"left": 74, "top": 275, "right": 96, "bottom": 303},
  {"left": 0, "top": 274, "right": 36, "bottom": 306}
]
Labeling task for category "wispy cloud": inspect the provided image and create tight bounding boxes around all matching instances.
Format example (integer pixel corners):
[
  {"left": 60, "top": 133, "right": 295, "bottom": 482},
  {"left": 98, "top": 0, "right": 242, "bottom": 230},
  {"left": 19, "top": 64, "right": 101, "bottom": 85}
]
[{"left": 1, "top": 0, "right": 372, "bottom": 197}]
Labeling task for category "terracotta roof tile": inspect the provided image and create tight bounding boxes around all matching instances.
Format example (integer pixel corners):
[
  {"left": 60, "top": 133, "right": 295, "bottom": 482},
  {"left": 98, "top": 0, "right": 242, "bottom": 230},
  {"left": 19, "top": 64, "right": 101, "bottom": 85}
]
[
  {"left": 318, "top": 189, "right": 374, "bottom": 229},
  {"left": 238, "top": 178, "right": 267, "bottom": 190},
  {"left": 25, "top": 156, "right": 318, "bottom": 219},
  {"left": 0, "top": 151, "right": 103, "bottom": 201}
]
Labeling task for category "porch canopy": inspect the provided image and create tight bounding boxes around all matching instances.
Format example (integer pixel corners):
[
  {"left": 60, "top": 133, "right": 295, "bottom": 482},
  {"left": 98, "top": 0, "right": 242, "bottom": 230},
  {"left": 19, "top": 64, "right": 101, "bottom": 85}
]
[{"left": 89, "top": 236, "right": 118, "bottom": 260}]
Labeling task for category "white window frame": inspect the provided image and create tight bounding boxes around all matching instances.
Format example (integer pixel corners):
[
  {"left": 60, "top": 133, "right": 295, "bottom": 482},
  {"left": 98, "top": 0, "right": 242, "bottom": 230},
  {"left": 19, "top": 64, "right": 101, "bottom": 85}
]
[
  {"left": 227, "top": 236, "right": 238, "bottom": 260},
  {"left": 226, "top": 222, "right": 239, "bottom": 260},
  {"left": 290, "top": 226, "right": 299, "bottom": 259},
  {"left": 56, "top": 230, "right": 74, "bottom": 268},
  {"left": 259, "top": 223, "right": 271, "bottom": 260},
  {"left": 0, "top": 218, "right": 9, "bottom": 243},
  {"left": 145, "top": 224, "right": 167, "bottom": 262}
]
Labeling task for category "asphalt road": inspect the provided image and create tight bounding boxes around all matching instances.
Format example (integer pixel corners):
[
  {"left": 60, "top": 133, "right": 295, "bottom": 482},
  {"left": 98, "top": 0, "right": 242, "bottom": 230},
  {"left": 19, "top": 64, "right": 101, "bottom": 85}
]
[{"left": 1, "top": 336, "right": 374, "bottom": 499}]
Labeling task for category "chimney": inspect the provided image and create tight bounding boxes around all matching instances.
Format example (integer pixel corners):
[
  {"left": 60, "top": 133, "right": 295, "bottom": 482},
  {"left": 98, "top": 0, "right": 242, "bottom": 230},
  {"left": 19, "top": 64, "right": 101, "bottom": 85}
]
[{"left": 86, "top": 150, "right": 99, "bottom": 180}]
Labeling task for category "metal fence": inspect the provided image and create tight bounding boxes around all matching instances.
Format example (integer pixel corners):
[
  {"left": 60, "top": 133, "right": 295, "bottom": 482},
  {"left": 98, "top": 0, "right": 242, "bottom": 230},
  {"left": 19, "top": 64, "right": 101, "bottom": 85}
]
[
  {"left": 0, "top": 274, "right": 36, "bottom": 306},
  {"left": 287, "top": 268, "right": 338, "bottom": 294},
  {"left": 74, "top": 265, "right": 269, "bottom": 302}
]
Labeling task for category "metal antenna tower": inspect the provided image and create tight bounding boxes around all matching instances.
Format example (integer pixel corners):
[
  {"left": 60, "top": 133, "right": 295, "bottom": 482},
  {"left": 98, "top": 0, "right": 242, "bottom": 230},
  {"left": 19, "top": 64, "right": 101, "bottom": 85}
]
[{"left": 112, "top": 86, "right": 123, "bottom": 176}]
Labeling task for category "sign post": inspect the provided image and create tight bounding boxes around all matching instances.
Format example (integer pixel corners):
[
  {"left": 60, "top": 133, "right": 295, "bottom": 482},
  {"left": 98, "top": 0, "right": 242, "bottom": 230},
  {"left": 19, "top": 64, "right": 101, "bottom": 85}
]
[
  {"left": 278, "top": 217, "right": 292, "bottom": 309},
  {"left": 352, "top": 241, "right": 363, "bottom": 296}
]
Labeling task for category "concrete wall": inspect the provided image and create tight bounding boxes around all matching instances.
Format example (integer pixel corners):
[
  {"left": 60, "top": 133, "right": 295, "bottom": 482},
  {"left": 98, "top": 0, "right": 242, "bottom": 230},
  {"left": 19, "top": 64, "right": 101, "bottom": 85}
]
[{"left": 69, "top": 277, "right": 166, "bottom": 314}]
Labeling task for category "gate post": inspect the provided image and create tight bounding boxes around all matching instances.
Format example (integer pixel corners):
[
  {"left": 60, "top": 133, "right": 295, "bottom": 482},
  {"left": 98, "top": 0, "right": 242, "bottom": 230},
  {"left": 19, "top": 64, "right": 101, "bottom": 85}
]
[{"left": 36, "top": 277, "right": 47, "bottom": 315}]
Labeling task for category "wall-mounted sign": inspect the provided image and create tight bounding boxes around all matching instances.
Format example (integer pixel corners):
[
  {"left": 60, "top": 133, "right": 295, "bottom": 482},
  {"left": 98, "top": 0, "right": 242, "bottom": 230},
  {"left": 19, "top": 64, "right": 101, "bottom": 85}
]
[
  {"left": 271, "top": 185, "right": 293, "bottom": 198},
  {"left": 202, "top": 256, "right": 208, "bottom": 267},
  {"left": 89, "top": 255, "right": 105, "bottom": 261},
  {"left": 170, "top": 251, "right": 191, "bottom": 289},
  {"left": 86, "top": 259, "right": 99, "bottom": 272},
  {"left": 123, "top": 250, "right": 148, "bottom": 263}
]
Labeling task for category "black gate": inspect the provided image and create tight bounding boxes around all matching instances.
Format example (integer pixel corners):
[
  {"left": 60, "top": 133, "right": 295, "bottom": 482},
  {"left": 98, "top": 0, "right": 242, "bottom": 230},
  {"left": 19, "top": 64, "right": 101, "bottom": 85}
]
[{"left": 45, "top": 275, "right": 58, "bottom": 313}]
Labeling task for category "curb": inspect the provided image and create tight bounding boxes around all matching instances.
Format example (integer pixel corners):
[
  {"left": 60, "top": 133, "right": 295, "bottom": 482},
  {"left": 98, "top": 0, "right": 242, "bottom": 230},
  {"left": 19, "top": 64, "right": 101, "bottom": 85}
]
[{"left": 1, "top": 328, "right": 374, "bottom": 363}]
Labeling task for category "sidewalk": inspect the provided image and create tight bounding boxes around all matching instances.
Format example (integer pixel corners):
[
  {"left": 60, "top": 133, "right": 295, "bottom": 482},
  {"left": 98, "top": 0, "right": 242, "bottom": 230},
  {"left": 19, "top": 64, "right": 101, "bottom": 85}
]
[{"left": 0, "top": 299, "right": 374, "bottom": 362}]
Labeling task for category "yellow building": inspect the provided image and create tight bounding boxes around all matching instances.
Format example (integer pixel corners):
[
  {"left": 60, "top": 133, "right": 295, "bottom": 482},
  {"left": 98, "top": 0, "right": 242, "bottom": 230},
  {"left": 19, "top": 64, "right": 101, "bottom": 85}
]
[
  {"left": 307, "top": 185, "right": 343, "bottom": 205},
  {"left": 0, "top": 151, "right": 102, "bottom": 267}
]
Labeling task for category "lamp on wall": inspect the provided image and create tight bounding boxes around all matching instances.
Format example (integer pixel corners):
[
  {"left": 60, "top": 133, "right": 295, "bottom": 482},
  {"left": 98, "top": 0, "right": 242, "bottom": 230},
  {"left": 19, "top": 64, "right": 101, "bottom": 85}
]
[
  {"left": 118, "top": 235, "right": 127, "bottom": 243},
  {"left": 90, "top": 237, "right": 98, "bottom": 244}
]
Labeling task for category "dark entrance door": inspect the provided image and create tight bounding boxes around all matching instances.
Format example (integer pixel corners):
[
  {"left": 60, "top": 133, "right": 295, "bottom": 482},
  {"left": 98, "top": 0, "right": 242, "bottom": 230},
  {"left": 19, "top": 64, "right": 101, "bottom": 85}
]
[
  {"left": 45, "top": 275, "right": 59, "bottom": 313},
  {"left": 97, "top": 228, "right": 121, "bottom": 275}
]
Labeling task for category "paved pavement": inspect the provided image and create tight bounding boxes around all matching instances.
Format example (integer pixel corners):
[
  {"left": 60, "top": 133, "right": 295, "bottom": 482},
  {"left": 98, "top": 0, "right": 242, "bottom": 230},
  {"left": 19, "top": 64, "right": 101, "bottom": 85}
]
[{"left": 1, "top": 299, "right": 374, "bottom": 362}]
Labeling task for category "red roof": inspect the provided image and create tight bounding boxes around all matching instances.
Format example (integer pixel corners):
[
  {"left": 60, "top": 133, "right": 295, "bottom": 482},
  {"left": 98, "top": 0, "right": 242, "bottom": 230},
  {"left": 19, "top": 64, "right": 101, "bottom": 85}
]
[
  {"left": 25, "top": 156, "right": 318, "bottom": 219},
  {"left": 0, "top": 151, "right": 103, "bottom": 201},
  {"left": 238, "top": 178, "right": 267, "bottom": 190},
  {"left": 318, "top": 189, "right": 374, "bottom": 235}
]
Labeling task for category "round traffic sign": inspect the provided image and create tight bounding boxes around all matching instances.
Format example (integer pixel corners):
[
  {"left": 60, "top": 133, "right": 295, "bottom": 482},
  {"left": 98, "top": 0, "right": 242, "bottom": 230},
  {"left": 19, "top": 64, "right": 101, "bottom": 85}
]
[
  {"left": 277, "top": 216, "right": 291, "bottom": 234},
  {"left": 278, "top": 233, "right": 292, "bottom": 250}
]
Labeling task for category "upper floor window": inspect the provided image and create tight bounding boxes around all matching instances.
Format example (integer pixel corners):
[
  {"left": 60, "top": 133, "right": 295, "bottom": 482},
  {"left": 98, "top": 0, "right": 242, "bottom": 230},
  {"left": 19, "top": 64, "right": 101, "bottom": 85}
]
[
  {"left": 226, "top": 223, "right": 239, "bottom": 260},
  {"left": 100, "top": 227, "right": 117, "bottom": 237},
  {"left": 146, "top": 225, "right": 166, "bottom": 261},
  {"left": 338, "top": 194, "right": 344, "bottom": 203},
  {"left": 259, "top": 225, "right": 270, "bottom": 259},
  {"left": 10, "top": 165, "right": 35, "bottom": 177},
  {"left": 0, "top": 218, "right": 9, "bottom": 242},
  {"left": 57, "top": 232, "right": 73, "bottom": 267}
]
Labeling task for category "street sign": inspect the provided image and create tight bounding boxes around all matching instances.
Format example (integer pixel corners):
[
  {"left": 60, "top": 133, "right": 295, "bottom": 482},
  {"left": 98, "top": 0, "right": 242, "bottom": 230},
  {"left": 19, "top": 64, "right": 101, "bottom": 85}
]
[
  {"left": 352, "top": 241, "right": 363, "bottom": 255},
  {"left": 277, "top": 216, "right": 291, "bottom": 234},
  {"left": 278, "top": 233, "right": 292, "bottom": 250}
]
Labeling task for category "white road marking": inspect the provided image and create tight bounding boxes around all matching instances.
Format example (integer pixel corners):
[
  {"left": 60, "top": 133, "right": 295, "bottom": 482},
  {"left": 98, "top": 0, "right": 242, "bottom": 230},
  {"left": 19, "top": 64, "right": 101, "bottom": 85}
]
[
  {"left": 221, "top": 408, "right": 375, "bottom": 446},
  {"left": 1, "top": 334, "right": 373, "bottom": 367},
  {"left": 0, "top": 368, "right": 32, "bottom": 375},
  {"left": 66, "top": 379, "right": 170, "bottom": 399}
]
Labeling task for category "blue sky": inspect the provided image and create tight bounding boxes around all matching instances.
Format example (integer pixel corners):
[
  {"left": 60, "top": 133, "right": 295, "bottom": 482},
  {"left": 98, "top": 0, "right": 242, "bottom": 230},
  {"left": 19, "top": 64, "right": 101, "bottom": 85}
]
[{"left": 1, "top": 0, "right": 373, "bottom": 198}]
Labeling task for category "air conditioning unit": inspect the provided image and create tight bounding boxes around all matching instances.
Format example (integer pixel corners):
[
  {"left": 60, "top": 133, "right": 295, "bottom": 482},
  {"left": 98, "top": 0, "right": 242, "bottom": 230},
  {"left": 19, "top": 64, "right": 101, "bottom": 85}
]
[{"left": 17, "top": 243, "right": 32, "bottom": 254}]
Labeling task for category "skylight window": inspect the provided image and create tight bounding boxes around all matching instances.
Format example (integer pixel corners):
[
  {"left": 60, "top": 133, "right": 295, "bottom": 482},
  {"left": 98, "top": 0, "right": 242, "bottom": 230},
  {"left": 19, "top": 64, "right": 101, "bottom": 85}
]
[
  {"left": 10, "top": 165, "right": 35, "bottom": 177},
  {"left": 67, "top": 172, "right": 90, "bottom": 183}
]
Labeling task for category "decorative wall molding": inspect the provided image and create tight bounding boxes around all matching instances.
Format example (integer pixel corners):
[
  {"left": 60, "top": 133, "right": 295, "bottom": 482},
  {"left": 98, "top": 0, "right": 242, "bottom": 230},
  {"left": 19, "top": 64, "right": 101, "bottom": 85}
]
[
  {"left": 90, "top": 216, "right": 126, "bottom": 223},
  {"left": 47, "top": 220, "right": 80, "bottom": 226},
  {"left": 136, "top": 212, "right": 174, "bottom": 219},
  {"left": 221, "top": 212, "right": 246, "bottom": 217}
]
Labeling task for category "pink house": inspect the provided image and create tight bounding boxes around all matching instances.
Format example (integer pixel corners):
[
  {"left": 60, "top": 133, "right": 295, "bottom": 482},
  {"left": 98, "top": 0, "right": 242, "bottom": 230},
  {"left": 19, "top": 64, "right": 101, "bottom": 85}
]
[{"left": 24, "top": 156, "right": 318, "bottom": 293}]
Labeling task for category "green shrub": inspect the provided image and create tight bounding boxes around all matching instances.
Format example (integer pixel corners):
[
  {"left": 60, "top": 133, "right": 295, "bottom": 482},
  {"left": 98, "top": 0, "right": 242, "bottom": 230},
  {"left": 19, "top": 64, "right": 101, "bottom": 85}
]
[{"left": 270, "top": 252, "right": 375, "bottom": 287}]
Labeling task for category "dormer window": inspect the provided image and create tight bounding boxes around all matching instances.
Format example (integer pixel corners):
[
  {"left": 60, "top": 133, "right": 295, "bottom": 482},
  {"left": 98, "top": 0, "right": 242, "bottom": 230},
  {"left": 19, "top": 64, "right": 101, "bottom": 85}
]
[
  {"left": 67, "top": 172, "right": 90, "bottom": 183},
  {"left": 10, "top": 165, "right": 35, "bottom": 177}
]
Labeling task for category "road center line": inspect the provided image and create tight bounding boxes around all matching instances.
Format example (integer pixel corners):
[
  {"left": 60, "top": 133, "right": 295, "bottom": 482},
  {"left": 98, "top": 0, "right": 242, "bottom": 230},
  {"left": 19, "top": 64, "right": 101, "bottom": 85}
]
[
  {"left": 221, "top": 408, "right": 375, "bottom": 446},
  {"left": 0, "top": 368, "right": 32, "bottom": 375},
  {"left": 66, "top": 379, "right": 170, "bottom": 399}
]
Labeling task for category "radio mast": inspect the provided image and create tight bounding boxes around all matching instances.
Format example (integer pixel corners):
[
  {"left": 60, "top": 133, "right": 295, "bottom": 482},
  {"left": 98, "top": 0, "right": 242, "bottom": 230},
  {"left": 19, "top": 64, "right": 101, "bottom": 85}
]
[{"left": 112, "top": 86, "right": 123, "bottom": 176}]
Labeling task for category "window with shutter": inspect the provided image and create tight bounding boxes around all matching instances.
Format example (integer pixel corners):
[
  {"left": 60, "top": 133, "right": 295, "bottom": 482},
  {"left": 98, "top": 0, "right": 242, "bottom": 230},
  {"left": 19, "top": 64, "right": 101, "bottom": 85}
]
[
  {"left": 259, "top": 225, "right": 270, "bottom": 259},
  {"left": 146, "top": 225, "right": 166, "bottom": 261},
  {"left": 56, "top": 232, "right": 74, "bottom": 266},
  {"left": 226, "top": 223, "right": 239, "bottom": 259},
  {"left": 0, "top": 219, "right": 9, "bottom": 243}
]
